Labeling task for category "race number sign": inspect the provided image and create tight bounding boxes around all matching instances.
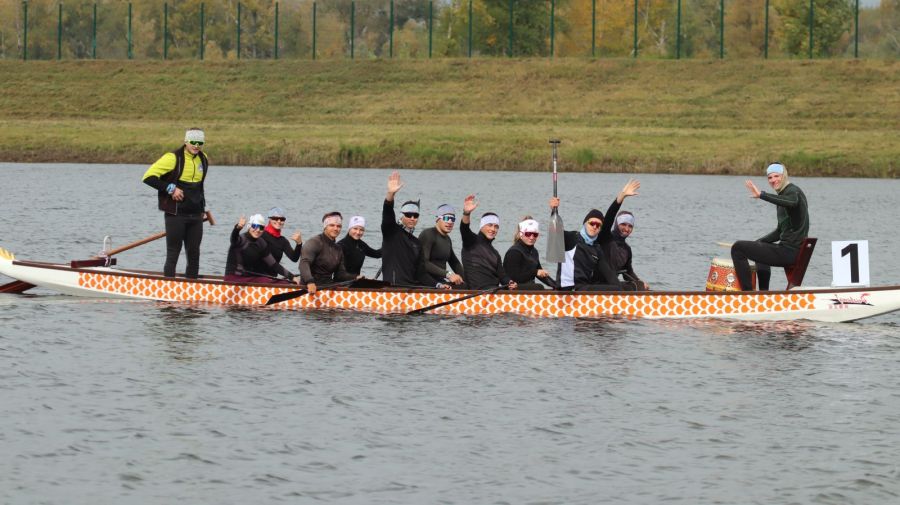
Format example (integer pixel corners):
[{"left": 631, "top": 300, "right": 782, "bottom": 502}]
[{"left": 832, "top": 240, "right": 869, "bottom": 287}]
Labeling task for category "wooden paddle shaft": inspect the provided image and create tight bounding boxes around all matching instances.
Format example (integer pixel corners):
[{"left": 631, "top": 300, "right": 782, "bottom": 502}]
[{"left": 95, "top": 211, "right": 215, "bottom": 258}]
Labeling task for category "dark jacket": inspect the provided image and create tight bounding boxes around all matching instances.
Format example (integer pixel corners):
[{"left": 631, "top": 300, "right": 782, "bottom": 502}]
[
  {"left": 503, "top": 241, "right": 549, "bottom": 286},
  {"left": 300, "top": 233, "right": 356, "bottom": 284},
  {"left": 460, "top": 221, "right": 510, "bottom": 290},
  {"left": 143, "top": 147, "right": 208, "bottom": 216},
  {"left": 225, "top": 227, "right": 295, "bottom": 280},
  {"left": 380, "top": 199, "right": 434, "bottom": 287},
  {"left": 419, "top": 227, "right": 464, "bottom": 284},
  {"left": 338, "top": 235, "right": 382, "bottom": 276},
  {"left": 758, "top": 183, "right": 809, "bottom": 250},
  {"left": 608, "top": 231, "right": 641, "bottom": 284},
  {"left": 262, "top": 232, "right": 302, "bottom": 276}
]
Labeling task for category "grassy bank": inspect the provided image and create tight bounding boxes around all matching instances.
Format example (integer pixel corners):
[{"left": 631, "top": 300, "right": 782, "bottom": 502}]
[{"left": 1, "top": 58, "right": 898, "bottom": 177}]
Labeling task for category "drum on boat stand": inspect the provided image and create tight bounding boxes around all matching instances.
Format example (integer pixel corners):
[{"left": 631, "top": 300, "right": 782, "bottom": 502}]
[{"left": 706, "top": 257, "right": 756, "bottom": 292}]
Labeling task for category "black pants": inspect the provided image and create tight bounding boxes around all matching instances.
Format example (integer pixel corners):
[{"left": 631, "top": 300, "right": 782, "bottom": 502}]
[
  {"left": 731, "top": 241, "right": 797, "bottom": 291},
  {"left": 164, "top": 213, "right": 204, "bottom": 278}
]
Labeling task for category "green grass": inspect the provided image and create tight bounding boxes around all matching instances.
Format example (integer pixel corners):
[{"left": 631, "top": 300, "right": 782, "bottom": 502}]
[{"left": 1, "top": 58, "right": 898, "bottom": 177}]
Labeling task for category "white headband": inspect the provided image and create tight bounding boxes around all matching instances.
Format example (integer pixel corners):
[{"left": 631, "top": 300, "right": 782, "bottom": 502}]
[
  {"left": 480, "top": 214, "right": 500, "bottom": 229},
  {"left": 185, "top": 129, "right": 205, "bottom": 143},
  {"left": 616, "top": 213, "right": 635, "bottom": 227},
  {"left": 518, "top": 219, "right": 539, "bottom": 234},
  {"left": 323, "top": 215, "right": 343, "bottom": 228},
  {"left": 766, "top": 163, "right": 785, "bottom": 175},
  {"left": 348, "top": 216, "right": 366, "bottom": 229}
]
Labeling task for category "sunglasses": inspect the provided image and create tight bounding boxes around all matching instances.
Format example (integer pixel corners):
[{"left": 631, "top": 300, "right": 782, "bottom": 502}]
[
  {"left": 440, "top": 214, "right": 457, "bottom": 223},
  {"left": 403, "top": 212, "right": 420, "bottom": 219},
  {"left": 187, "top": 141, "right": 204, "bottom": 146},
  {"left": 269, "top": 217, "right": 286, "bottom": 222},
  {"left": 249, "top": 223, "right": 265, "bottom": 230},
  {"left": 522, "top": 232, "right": 539, "bottom": 239},
  {"left": 587, "top": 220, "right": 603, "bottom": 228}
]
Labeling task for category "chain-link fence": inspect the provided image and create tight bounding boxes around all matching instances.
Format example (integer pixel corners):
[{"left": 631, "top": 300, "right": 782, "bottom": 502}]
[{"left": 2, "top": 0, "right": 897, "bottom": 61}]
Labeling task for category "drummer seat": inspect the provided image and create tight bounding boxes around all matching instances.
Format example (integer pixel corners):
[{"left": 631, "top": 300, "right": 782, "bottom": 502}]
[{"left": 785, "top": 238, "right": 817, "bottom": 289}]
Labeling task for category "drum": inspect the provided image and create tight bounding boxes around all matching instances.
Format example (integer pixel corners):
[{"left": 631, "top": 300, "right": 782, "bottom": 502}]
[{"left": 706, "top": 257, "right": 756, "bottom": 292}]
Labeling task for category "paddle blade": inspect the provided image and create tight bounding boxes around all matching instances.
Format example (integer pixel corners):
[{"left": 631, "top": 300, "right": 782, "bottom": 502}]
[
  {"left": 0, "top": 280, "right": 35, "bottom": 294},
  {"left": 545, "top": 211, "right": 566, "bottom": 263},
  {"left": 265, "top": 288, "right": 309, "bottom": 306}
]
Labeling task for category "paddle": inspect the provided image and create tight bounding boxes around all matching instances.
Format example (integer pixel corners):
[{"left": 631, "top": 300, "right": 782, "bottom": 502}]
[
  {"left": 264, "top": 278, "right": 358, "bottom": 306},
  {"left": 407, "top": 284, "right": 509, "bottom": 315},
  {"left": 0, "top": 211, "right": 216, "bottom": 294},
  {"left": 545, "top": 139, "right": 565, "bottom": 290}
]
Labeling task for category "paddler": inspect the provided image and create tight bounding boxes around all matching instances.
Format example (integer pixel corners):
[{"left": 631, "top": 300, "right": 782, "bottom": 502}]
[
  {"left": 261, "top": 207, "right": 303, "bottom": 277},
  {"left": 503, "top": 218, "right": 552, "bottom": 290},
  {"left": 300, "top": 212, "right": 359, "bottom": 294},
  {"left": 418, "top": 204, "right": 465, "bottom": 287},
  {"left": 338, "top": 216, "right": 382, "bottom": 276},
  {"left": 381, "top": 171, "right": 449, "bottom": 288},
  {"left": 731, "top": 163, "right": 810, "bottom": 291},
  {"left": 224, "top": 214, "right": 301, "bottom": 284},
  {"left": 142, "top": 127, "right": 209, "bottom": 278},
  {"left": 459, "top": 195, "right": 517, "bottom": 291},
  {"left": 608, "top": 211, "right": 649, "bottom": 290}
]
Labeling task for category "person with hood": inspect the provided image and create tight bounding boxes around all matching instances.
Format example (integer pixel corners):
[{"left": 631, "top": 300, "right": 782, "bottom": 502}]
[
  {"left": 419, "top": 204, "right": 465, "bottom": 286},
  {"left": 300, "top": 212, "right": 359, "bottom": 294},
  {"left": 731, "top": 163, "right": 809, "bottom": 291},
  {"left": 338, "top": 215, "right": 382, "bottom": 276},
  {"left": 460, "top": 195, "right": 517, "bottom": 291},
  {"left": 380, "top": 171, "right": 447, "bottom": 288},
  {"left": 553, "top": 179, "right": 641, "bottom": 291},
  {"left": 261, "top": 206, "right": 303, "bottom": 276},
  {"left": 503, "top": 218, "right": 552, "bottom": 290},
  {"left": 142, "top": 127, "right": 209, "bottom": 278},
  {"left": 608, "top": 211, "right": 649, "bottom": 290},
  {"left": 224, "top": 214, "right": 301, "bottom": 285}
]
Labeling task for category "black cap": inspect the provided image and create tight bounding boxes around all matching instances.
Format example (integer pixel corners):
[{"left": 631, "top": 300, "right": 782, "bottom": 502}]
[{"left": 583, "top": 209, "right": 604, "bottom": 224}]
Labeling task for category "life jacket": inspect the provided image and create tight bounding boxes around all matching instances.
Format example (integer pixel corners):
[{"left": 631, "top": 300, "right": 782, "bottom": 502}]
[{"left": 158, "top": 147, "right": 208, "bottom": 215}]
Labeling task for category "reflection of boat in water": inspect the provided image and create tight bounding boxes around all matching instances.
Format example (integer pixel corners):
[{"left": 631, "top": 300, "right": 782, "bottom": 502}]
[{"left": 3, "top": 247, "right": 900, "bottom": 323}]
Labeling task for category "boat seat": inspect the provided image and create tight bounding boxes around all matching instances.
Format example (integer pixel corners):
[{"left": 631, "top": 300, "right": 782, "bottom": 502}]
[{"left": 785, "top": 237, "right": 817, "bottom": 289}]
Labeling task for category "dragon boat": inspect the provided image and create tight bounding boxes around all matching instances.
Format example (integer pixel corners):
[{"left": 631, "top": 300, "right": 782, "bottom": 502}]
[{"left": 2, "top": 247, "right": 900, "bottom": 322}]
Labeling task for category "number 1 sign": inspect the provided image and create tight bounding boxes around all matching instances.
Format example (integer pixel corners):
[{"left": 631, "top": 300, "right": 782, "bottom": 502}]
[{"left": 832, "top": 240, "right": 870, "bottom": 287}]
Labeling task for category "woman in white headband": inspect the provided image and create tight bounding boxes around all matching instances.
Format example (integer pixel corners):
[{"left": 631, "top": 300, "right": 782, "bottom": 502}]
[
  {"left": 459, "top": 195, "right": 517, "bottom": 290},
  {"left": 502, "top": 217, "right": 553, "bottom": 290},
  {"left": 609, "top": 211, "right": 649, "bottom": 290},
  {"left": 338, "top": 215, "right": 382, "bottom": 276},
  {"left": 299, "top": 211, "right": 359, "bottom": 294},
  {"left": 731, "top": 162, "right": 810, "bottom": 291}
]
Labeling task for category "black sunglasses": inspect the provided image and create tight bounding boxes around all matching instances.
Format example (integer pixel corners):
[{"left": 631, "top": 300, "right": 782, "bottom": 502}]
[
  {"left": 188, "top": 141, "right": 204, "bottom": 146},
  {"left": 269, "top": 217, "right": 286, "bottom": 222},
  {"left": 402, "top": 212, "right": 420, "bottom": 219}
]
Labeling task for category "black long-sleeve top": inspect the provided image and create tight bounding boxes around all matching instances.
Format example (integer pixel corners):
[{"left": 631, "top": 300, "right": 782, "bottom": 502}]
[
  {"left": 338, "top": 235, "right": 382, "bottom": 275},
  {"left": 503, "top": 241, "right": 549, "bottom": 286},
  {"left": 460, "top": 220, "right": 510, "bottom": 290},
  {"left": 225, "top": 226, "right": 295, "bottom": 280},
  {"left": 418, "top": 227, "right": 464, "bottom": 284},
  {"left": 299, "top": 233, "right": 356, "bottom": 284},
  {"left": 262, "top": 232, "right": 302, "bottom": 276},
  {"left": 757, "top": 183, "right": 809, "bottom": 250},
  {"left": 380, "top": 199, "right": 434, "bottom": 287}
]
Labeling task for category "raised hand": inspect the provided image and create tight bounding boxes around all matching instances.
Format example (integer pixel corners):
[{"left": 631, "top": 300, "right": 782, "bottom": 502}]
[
  {"left": 387, "top": 171, "right": 404, "bottom": 196},
  {"left": 745, "top": 180, "right": 761, "bottom": 198},
  {"left": 291, "top": 231, "right": 302, "bottom": 243},
  {"left": 621, "top": 179, "right": 640, "bottom": 197},
  {"left": 463, "top": 194, "right": 478, "bottom": 215},
  {"left": 237, "top": 215, "right": 247, "bottom": 228}
]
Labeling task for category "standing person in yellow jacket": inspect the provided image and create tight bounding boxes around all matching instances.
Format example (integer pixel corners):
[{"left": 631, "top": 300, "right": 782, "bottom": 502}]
[{"left": 142, "top": 128, "right": 209, "bottom": 278}]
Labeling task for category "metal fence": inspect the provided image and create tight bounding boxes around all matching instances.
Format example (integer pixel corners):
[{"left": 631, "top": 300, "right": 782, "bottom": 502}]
[{"left": 2, "top": 0, "right": 893, "bottom": 61}]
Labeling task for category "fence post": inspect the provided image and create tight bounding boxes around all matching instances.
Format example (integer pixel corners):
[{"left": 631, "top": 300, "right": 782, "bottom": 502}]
[
  {"left": 164, "top": 2, "right": 168, "bottom": 60},
  {"left": 200, "top": 2, "right": 205, "bottom": 60},
  {"left": 633, "top": 0, "right": 637, "bottom": 58},
  {"left": 92, "top": 3, "right": 97, "bottom": 59},
  {"left": 719, "top": 0, "right": 724, "bottom": 59},
  {"left": 22, "top": 0, "right": 27, "bottom": 61},
  {"left": 275, "top": 2, "right": 279, "bottom": 59},
  {"left": 550, "top": 0, "right": 555, "bottom": 58},
  {"left": 428, "top": 0, "right": 433, "bottom": 58},
  {"left": 676, "top": 0, "right": 681, "bottom": 59},
  {"left": 764, "top": 0, "right": 769, "bottom": 58},
  {"left": 467, "top": 0, "right": 472, "bottom": 58},
  {"left": 128, "top": 2, "right": 133, "bottom": 59},
  {"left": 808, "top": 0, "right": 814, "bottom": 59},
  {"left": 854, "top": 0, "right": 859, "bottom": 58},
  {"left": 350, "top": 0, "right": 354, "bottom": 59},
  {"left": 508, "top": 0, "right": 513, "bottom": 58},
  {"left": 389, "top": 0, "right": 394, "bottom": 58},
  {"left": 591, "top": 0, "right": 596, "bottom": 58},
  {"left": 237, "top": 2, "right": 241, "bottom": 59},
  {"left": 312, "top": 1, "right": 317, "bottom": 60},
  {"left": 58, "top": 3, "right": 62, "bottom": 60}
]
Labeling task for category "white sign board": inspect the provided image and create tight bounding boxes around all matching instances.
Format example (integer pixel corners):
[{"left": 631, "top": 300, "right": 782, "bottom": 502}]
[{"left": 832, "top": 240, "right": 870, "bottom": 287}]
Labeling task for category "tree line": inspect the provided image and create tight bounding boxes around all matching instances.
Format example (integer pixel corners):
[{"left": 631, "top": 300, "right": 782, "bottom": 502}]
[{"left": 3, "top": 0, "right": 899, "bottom": 60}]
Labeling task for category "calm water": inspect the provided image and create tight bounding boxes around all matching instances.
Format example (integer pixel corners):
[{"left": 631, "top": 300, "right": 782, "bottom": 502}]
[{"left": 1, "top": 163, "right": 899, "bottom": 504}]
